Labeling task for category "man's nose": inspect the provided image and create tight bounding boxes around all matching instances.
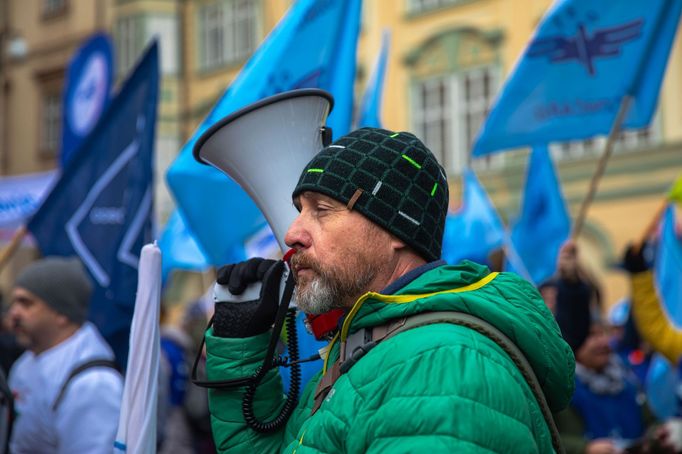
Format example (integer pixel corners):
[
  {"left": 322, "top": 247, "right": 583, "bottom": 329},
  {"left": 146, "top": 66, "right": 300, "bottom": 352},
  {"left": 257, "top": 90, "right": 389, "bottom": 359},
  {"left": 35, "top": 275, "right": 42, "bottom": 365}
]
[
  {"left": 285, "top": 214, "right": 309, "bottom": 250},
  {"left": 6, "top": 305, "right": 20, "bottom": 324}
]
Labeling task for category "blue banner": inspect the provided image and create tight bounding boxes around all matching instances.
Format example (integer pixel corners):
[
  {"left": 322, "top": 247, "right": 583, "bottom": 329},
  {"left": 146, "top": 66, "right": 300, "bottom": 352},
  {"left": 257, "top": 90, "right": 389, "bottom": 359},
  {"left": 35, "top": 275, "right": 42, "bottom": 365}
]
[
  {"left": 358, "top": 29, "right": 390, "bottom": 128},
  {"left": 0, "top": 171, "right": 58, "bottom": 228},
  {"left": 165, "top": 0, "right": 362, "bottom": 265},
  {"left": 473, "top": 0, "right": 682, "bottom": 156},
  {"left": 60, "top": 33, "right": 115, "bottom": 166},
  {"left": 28, "top": 42, "right": 159, "bottom": 366},
  {"left": 507, "top": 146, "right": 570, "bottom": 284},
  {"left": 442, "top": 169, "right": 505, "bottom": 266}
]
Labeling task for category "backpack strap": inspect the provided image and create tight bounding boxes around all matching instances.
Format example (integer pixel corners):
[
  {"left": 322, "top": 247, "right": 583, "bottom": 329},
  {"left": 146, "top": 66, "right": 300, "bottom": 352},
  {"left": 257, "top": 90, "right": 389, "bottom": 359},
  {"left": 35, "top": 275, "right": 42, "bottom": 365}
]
[
  {"left": 312, "top": 311, "right": 564, "bottom": 454},
  {"left": 52, "top": 359, "right": 120, "bottom": 412}
]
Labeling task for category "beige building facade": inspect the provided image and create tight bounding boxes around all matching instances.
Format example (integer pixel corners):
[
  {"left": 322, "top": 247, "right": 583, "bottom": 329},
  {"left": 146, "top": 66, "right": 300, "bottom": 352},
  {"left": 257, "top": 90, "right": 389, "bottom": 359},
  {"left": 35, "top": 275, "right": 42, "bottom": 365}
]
[{"left": 2, "top": 0, "right": 681, "bottom": 307}]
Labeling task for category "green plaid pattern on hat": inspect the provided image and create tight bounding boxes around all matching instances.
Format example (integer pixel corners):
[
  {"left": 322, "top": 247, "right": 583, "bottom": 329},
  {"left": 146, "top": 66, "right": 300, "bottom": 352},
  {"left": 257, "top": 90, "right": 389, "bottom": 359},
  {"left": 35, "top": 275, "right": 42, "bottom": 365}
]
[{"left": 292, "top": 127, "right": 449, "bottom": 262}]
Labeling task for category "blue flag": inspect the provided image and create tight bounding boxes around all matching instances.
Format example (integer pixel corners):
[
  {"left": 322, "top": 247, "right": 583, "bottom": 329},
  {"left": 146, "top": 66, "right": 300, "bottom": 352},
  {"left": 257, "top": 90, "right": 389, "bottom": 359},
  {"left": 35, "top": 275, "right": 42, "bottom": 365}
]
[
  {"left": 655, "top": 204, "right": 682, "bottom": 326},
  {"left": 166, "top": 0, "right": 361, "bottom": 265},
  {"left": 28, "top": 42, "right": 159, "bottom": 366},
  {"left": 473, "top": 0, "right": 682, "bottom": 156},
  {"left": 358, "top": 29, "right": 390, "bottom": 128},
  {"left": 158, "top": 210, "right": 210, "bottom": 283},
  {"left": 61, "top": 33, "right": 115, "bottom": 166},
  {"left": 442, "top": 169, "right": 505, "bottom": 265},
  {"left": 507, "top": 146, "right": 570, "bottom": 284}
]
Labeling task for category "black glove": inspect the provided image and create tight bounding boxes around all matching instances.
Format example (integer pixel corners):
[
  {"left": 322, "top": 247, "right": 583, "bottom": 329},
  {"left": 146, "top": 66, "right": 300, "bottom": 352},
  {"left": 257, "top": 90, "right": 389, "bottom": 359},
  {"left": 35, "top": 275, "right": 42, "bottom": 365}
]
[
  {"left": 622, "top": 242, "right": 651, "bottom": 274},
  {"left": 212, "top": 258, "right": 284, "bottom": 338}
]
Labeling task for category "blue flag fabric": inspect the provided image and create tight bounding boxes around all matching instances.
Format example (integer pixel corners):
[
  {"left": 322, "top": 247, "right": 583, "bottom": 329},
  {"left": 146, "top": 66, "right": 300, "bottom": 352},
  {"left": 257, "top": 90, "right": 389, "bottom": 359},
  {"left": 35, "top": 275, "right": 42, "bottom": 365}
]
[
  {"left": 166, "top": 0, "right": 361, "bottom": 265},
  {"left": 158, "top": 211, "right": 210, "bottom": 283},
  {"left": 645, "top": 353, "right": 679, "bottom": 419},
  {"left": 61, "top": 33, "right": 115, "bottom": 166},
  {"left": 28, "top": 42, "right": 159, "bottom": 366},
  {"left": 442, "top": 169, "right": 505, "bottom": 265},
  {"left": 358, "top": 29, "right": 390, "bottom": 128},
  {"left": 507, "top": 146, "right": 570, "bottom": 284},
  {"left": 655, "top": 204, "right": 682, "bottom": 327},
  {"left": 473, "top": 0, "right": 682, "bottom": 156}
]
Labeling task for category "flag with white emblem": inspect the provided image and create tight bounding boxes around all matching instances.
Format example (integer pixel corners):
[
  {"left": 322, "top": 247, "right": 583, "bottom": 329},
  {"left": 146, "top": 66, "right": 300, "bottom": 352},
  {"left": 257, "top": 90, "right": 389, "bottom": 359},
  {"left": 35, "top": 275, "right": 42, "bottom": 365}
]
[{"left": 27, "top": 42, "right": 159, "bottom": 367}]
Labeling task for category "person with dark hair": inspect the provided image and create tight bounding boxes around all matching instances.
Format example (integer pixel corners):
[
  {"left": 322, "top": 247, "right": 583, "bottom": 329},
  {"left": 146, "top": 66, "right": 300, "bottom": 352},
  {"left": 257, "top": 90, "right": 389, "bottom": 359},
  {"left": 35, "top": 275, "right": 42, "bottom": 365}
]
[
  {"left": 200, "top": 127, "right": 575, "bottom": 453},
  {"left": 553, "top": 243, "right": 667, "bottom": 453},
  {"left": 7, "top": 257, "right": 122, "bottom": 453}
]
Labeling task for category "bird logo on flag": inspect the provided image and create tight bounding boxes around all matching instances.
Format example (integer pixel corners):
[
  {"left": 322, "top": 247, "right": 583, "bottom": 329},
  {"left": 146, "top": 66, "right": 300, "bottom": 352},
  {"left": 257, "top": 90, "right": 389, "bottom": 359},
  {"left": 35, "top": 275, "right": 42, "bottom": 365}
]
[{"left": 528, "top": 10, "right": 643, "bottom": 76}]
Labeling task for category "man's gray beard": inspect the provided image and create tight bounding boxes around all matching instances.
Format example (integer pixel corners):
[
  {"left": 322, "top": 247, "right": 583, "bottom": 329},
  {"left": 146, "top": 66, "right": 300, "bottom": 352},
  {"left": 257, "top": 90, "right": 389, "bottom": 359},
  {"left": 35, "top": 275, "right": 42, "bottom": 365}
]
[
  {"left": 294, "top": 264, "right": 376, "bottom": 315},
  {"left": 294, "top": 276, "right": 337, "bottom": 315}
]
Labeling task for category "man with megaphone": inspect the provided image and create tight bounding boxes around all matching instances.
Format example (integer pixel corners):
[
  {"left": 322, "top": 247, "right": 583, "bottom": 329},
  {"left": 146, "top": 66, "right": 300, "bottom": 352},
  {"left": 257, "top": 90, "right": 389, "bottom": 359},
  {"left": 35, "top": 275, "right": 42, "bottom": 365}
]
[{"left": 194, "top": 96, "right": 575, "bottom": 453}]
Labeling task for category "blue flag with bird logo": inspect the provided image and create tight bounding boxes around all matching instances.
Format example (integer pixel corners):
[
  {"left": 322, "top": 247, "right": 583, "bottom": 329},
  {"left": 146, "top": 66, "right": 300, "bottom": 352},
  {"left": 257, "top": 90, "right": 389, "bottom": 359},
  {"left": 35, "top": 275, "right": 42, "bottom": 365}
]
[{"left": 473, "top": 0, "right": 682, "bottom": 156}]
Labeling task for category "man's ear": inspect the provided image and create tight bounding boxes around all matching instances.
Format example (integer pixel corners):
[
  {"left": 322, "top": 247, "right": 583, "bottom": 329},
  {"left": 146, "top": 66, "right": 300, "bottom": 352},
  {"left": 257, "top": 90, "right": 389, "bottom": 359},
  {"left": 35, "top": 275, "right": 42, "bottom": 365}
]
[{"left": 390, "top": 236, "right": 407, "bottom": 252}]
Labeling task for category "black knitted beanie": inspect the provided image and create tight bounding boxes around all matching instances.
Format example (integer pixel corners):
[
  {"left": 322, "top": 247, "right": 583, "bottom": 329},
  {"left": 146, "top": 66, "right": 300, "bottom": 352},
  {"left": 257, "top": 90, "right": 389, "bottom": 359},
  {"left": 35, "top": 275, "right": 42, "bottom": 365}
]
[{"left": 292, "top": 127, "right": 449, "bottom": 262}]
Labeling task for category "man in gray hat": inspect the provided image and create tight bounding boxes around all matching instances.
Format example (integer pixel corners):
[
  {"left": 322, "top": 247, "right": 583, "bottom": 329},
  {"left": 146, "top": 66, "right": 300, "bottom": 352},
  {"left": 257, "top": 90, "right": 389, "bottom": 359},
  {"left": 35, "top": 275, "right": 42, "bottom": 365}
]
[{"left": 7, "top": 256, "right": 122, "bottom": 453}]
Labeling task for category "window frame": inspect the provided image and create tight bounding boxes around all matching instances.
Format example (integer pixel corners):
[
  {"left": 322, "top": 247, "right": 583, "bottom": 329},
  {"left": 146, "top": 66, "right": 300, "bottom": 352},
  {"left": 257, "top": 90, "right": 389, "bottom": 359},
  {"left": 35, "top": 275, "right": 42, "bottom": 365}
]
[
  {"left": 411, "top": 64, "right": 501, "bottom": 175},
  {"left": 197, "top": 0, "right": 260, "bottom": 72}
]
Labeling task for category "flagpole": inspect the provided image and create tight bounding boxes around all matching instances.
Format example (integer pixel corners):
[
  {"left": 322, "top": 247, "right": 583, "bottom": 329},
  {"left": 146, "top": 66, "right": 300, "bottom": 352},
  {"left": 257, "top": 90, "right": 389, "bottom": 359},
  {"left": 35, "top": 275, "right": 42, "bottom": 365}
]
[
  {"left": 572, "top": 95, "right": 632, "bottom": 238},
  {"left": 632, "top": 197, "right": 669, "bottom": 253},
  {"left": 0, "top": 225, "right": 27, "bottom": 274}
]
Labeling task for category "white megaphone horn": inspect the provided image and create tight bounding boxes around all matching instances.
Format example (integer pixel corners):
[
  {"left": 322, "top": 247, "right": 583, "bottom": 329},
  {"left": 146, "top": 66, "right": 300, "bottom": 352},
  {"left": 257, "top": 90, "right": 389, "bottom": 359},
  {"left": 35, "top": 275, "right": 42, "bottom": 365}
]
[{"left": 193, "top": 89, "right": 334, "bottom": 254}]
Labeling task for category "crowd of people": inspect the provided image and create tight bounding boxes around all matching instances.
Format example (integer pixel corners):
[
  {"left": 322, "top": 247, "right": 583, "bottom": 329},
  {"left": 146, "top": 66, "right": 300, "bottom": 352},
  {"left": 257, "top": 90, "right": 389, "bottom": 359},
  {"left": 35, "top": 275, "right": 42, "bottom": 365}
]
[{"left": 0, "top": 126, "right": 678, "bottom": 453}]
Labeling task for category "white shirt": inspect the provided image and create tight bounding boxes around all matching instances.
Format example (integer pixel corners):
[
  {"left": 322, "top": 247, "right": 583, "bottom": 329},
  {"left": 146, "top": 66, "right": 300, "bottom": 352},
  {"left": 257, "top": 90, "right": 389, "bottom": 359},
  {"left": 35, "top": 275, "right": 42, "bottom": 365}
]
[{"left": 9, "top": 322, "right": 123, "bottom": 454}]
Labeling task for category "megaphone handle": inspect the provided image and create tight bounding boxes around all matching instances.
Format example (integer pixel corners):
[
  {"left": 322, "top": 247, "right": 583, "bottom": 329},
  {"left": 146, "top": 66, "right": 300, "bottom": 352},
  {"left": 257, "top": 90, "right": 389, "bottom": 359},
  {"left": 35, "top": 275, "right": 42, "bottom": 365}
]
[{"left": 213, "top": 264, "right": 294, "bottom": 307}]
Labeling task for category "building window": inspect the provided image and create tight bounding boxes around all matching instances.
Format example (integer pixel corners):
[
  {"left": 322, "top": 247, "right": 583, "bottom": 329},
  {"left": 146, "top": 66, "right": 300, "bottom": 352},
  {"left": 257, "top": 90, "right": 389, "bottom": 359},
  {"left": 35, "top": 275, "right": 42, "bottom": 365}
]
[
  {"left": 115, "top": 16, "right": 144, "bottom": 76},
  {"left": 407, "top": 0, "right": 459, "bottom": 14},
  {"left": 199, "top": 0, "right": 259, "bottom": 71},
  {"left": 41, "top": 91, "right": 62, "bottom": 157},
  {"left": 43, "top": 0, "right": 67, "bottom": 17},
  {"left": 412, "top": 77, "right": 452, "bottom": 172},
  {"left": 147, "top": 16, "right": 179, "bottom": 75},
  {"left": 412, "top": 65, "right": 499, "bottom": 175}
]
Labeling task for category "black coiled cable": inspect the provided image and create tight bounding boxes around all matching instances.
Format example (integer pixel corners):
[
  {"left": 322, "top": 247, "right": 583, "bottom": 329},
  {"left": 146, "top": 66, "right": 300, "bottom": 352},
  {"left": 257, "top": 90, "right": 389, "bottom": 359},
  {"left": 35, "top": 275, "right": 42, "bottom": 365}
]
[{"left": 242, "top": 308, "right": 301, "bottom": 432}]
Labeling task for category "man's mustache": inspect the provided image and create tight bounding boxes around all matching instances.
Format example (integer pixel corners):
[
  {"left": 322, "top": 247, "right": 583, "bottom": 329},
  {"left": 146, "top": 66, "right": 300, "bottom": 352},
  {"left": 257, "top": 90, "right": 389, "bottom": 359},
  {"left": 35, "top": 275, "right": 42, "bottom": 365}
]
[{"left": 290, "top": 253, "right": 323, "bottom": 280}]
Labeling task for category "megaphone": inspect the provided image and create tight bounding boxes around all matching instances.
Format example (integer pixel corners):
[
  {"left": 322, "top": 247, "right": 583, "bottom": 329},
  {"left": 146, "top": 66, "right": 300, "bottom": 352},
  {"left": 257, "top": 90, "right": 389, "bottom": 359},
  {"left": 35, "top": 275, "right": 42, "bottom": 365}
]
[
  {"left": 190, "top": 89, "right": 335, "bottom": 433},
  {"left": 193, "top": 88, "right": 334, "bottom": 252}
]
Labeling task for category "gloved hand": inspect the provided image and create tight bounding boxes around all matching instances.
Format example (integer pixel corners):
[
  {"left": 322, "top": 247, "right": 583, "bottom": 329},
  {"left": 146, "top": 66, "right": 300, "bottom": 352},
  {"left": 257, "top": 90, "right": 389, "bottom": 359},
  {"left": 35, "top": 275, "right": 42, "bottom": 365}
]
[
  {"left": 622, "top": 242, "right": 651, "bottom": 274},
  {"left": 212, "top": 258, "right": 285, "bottom": 338}
]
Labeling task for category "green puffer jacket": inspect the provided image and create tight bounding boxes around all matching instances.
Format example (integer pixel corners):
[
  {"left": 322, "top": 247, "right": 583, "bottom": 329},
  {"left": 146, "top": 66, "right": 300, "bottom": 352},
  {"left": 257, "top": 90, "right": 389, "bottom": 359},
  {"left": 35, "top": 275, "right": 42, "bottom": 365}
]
[{"left": 206, "top": 261, "right": 575, "bottom": 453}]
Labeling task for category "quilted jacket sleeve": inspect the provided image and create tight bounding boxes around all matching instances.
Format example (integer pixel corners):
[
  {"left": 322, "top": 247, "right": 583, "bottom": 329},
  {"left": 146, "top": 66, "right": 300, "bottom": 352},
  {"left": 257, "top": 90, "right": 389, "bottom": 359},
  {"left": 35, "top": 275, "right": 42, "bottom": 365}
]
[
  {"left": 630, "top": 271, "right": 682, "bottom": 364},
  {"left": 205, "top": 328, "right": 289, "bottom": 453},
  {"left": 342, "top": 324, "right": 554, "bottom": 454}
]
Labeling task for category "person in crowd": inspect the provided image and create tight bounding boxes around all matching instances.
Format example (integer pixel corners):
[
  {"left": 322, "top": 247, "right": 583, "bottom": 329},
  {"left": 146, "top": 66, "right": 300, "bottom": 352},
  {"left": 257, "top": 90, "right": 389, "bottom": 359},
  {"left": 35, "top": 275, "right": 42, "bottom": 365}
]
[
  {"left": 623, "top": 242, "right": 682, "bottom": 365},
  {"left": 0, "top": 368, "right": 11, "bottom": 454},
  {"left": 607, "top": 300, "right": 652, "bottom": 388},
  {"left": 7, "top": 257, "right": 122, "bottom": 453},
  {"left": 200, "top": 127, "right": 575, "bottom": 453},
  {"left": 540, "top": 240, "right": 597, "bottom": 352},
  {"left": 0, "top": 303, "right": 23, "bottom": 376},
  {"left": 158, "top": 303, "right": 195, "bottom": 454},
  {"left": 553, "top": 242, "right": 671, "bottom": 454},
  {"left": 182, "top": 297, "right": 216, "bottom": 454},
  {"left": 555, "top": 316, "right": 661, "bottom": 453}
]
